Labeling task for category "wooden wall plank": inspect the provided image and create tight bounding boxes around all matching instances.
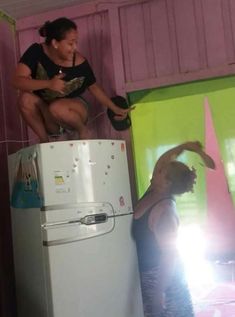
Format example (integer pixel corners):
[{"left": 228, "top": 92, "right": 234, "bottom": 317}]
[
  {"left": 120, "top": 3, "right": 149, "bottom": 81},
  {"left": 119, "top": 7, "right": 132, "bottom": 84},
  {"left": 165, "top": 0, "right": 180, "bottom": 73},
  {"left": 101, "top": 11, "right": 116, "bottom": 94},
  {"left": 193, "top": 0, "right": 208, "bottom": 70},
  {"left": 228, "top": 0, "right": 235, "bottom": 62},
  {"left": 108, "top": 7, "right": 126, "bottom": 95},
  {"left": 150, "top": 0, "right": 173, "bottom": 77},
  {"left": 221, "top": 0, "right": 235, "bottom": 63},
  {"left": 142, "top": 2, "right": 155, "bottom": 79},
  {"left": 173, "top": 0, "right": 200, "bottom": 72},
  {"left": 202, "top": 0, "right": 227, "bottom": 67},
  {"left": 75, "top": 16, "right": 91, "bottom": 60}
]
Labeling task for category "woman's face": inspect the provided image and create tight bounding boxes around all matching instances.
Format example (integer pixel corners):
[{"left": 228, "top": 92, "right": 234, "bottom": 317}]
[
  {"left": 186, "top": 167, "right": 197, "bottom": 193},
  {"left": 151, "top": 163, "right": 197, "bottom": 194},
  {"left": 54, "top": 29, "right": 78, "bottom": 61}
]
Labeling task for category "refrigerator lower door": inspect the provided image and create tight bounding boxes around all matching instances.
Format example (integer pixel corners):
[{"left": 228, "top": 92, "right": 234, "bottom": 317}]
[
  {"left": 44, "top": 214, "right": 144, "bottom": 317},
  {"left": 11, "top": 207, "right": 49, "bottom": 317}
]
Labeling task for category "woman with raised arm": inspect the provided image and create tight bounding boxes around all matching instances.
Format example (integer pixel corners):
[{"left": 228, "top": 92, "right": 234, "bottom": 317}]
[
  {"left": 12, "top": 17, "right": 129, "bottom": 143},
  {"left": 133, "top": 141, "right": 215, "bottom": 317}
]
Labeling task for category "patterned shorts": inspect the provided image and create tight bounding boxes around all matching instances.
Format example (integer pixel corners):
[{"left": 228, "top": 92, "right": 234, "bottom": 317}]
[{"left": 140, "top": 266, "right": 195, "bottom": 317}]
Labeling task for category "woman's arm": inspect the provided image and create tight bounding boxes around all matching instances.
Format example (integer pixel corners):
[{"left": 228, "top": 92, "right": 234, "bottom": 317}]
[
  {"left": 153, "top": 141, "right": 195, "bottom": 176},
  {"left": 134, "top": 142, "right": 197, "bottom": 219},
  {"left": 152, "top": 141, "right": 215, "bottom": 184},
  {"left": 12, "top": 63, "right": 65, "bottom": 93},
  {"left": 134, "top": 141, "right": 215, "bottom": 219},
  {"left": 88, "top": 83, "right": 129, "bottom": 119}
]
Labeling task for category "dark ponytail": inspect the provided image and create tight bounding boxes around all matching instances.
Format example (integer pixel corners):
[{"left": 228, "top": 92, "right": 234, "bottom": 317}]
[
  {"left": 38, "top": 17, "right": 77, "bottom": 45},
  {"left": 39, "top": 21, "right": 51, "bottom": 38}
]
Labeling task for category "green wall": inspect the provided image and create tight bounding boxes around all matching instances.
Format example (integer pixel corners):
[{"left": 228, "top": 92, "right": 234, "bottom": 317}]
[{"left": 129, "top": 76, "right": 235, "bottom": 223}]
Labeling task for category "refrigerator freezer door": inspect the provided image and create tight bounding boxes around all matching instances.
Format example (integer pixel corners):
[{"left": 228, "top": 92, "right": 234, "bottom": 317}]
[
  {"left": 36, "top": 140, "right": 132, "bottom": 214},
  {"left": 44, "top": 214, "right": 144, "bottom": 317}
]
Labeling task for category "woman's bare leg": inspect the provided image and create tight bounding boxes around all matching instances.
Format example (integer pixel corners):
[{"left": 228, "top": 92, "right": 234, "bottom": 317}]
[
  {"left": 49, "top": 98, "right": 90, "bottom": 139},
  {"left": 18, "top": 92, "right": 60, "bottom": 143}
]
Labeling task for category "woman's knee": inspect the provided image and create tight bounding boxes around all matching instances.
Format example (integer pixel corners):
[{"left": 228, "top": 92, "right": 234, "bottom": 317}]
[
  {"left": 18, "top": 92, "right": 40, "bottom": 114},
  {"left": 49, "top": 99, "right": 88, "bottom": 122}
]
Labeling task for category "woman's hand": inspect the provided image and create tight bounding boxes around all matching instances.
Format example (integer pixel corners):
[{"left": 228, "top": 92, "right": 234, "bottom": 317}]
[
  {"left": 184, "top": 141, "right": 203, "bottom": 152},
  {"left": 49, "top": 73, "right": 66, "bottom": 93},
  {"left": 184, "top": 141, "right": 216, "bottom": 169},
  {"left": 113, "top": 105, "right": 129, "bottom": 121},
  {"left": 198, "top": 151, "right": 216, "bottom": 169},
  {"left": 113, "top": 105, "right": 135, "bottom": 121}
]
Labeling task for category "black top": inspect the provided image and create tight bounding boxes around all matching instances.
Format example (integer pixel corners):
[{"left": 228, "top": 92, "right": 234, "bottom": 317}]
[
  {"left": 19, "top": 43, "right": 96, "bottom": 102},
  {"left": 132, "top": 197, "right": 174, "bottom": 272}
]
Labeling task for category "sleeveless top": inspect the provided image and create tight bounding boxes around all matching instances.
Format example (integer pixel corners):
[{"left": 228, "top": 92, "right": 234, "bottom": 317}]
[
  {"left": 132, "top": 197, "right": 175, "bottom": 272},
  {"left": 19, "top": 43, "right": 96, "bottom": 102}
]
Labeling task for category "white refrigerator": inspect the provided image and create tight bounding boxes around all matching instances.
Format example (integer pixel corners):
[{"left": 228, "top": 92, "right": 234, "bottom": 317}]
[{"left": 8, "top": 140, "right": 144, "bottom": 317}]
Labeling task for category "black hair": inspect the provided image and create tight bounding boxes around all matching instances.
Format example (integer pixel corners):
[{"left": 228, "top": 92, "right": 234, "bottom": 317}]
[
  {"left": 165, "top": 161, "right": 196, "bottom": 195},
  {"left": 39, "top": 17, "right": 77, "bottom": 45}
]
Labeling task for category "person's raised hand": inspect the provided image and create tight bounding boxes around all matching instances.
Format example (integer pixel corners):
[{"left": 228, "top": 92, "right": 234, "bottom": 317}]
[
  {"left": 185, "top": 141, "right": 203, "bottom": 152},
  {"left": 185, "top": 141, "right": 216, "bottom": 169},
  {"left": 199, "top": 151, "right": 216, "bottom": 169}
]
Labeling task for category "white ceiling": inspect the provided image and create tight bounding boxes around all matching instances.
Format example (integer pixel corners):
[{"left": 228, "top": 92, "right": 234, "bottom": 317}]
[{"left": 0, "top": 0, "right": 93, "bottom": 20}]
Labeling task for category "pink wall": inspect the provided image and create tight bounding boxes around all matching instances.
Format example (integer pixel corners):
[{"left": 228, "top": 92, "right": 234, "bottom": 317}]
[
  {"left": 0, "top": 14, "right": 25, "bottom": 317},
  {"left": 119, "top": 0, "right": 235, "bottom": 92},
  {"left": 205, "top": 98, "right": 235, "bottom": 254}
]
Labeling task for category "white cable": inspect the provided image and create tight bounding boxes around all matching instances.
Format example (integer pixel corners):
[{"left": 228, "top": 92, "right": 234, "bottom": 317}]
[
  {"left": 0, "top": 138, "right": 37, "bottom": 144},
  {"left": 88, "top": 111, "right": 106, "bottom": 124}
]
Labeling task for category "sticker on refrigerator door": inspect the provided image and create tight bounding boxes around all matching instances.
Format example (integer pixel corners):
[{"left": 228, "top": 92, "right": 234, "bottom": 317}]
[
  {"left": 54, "top": 171, "right": 71, "bottom": 193},
  {"left": 119, "top": 196, "right": 125, "bottom": 206},
  {"left": 11, "top": 151, "right": 42, "bottom": 208}
]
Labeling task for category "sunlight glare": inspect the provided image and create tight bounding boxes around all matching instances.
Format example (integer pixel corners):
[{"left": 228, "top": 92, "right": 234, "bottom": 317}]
[{"left": 177, "top": 224, "right": 215, "bottom": 291}]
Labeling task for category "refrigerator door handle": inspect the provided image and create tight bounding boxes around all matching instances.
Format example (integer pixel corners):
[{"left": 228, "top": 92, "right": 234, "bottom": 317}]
[
  {"left": 80, "top": 213, "right": 108, "bottom": 225},
  {"left": 42, "top": 213, "right": 108, "bottom": 229},
  {"left": 42, "top": 213, "right": 114, "bottom": 246}
]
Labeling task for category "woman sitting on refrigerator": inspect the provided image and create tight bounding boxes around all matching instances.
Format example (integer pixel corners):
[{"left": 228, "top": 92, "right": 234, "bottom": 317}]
[{"left": 12, "top": 17, "right": 129, "bottom": 142}]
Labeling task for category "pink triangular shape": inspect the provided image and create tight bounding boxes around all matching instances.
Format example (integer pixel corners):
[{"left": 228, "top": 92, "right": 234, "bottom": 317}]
[{"left": 205, "top": 96, "right": 235, "bottom": 254}]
